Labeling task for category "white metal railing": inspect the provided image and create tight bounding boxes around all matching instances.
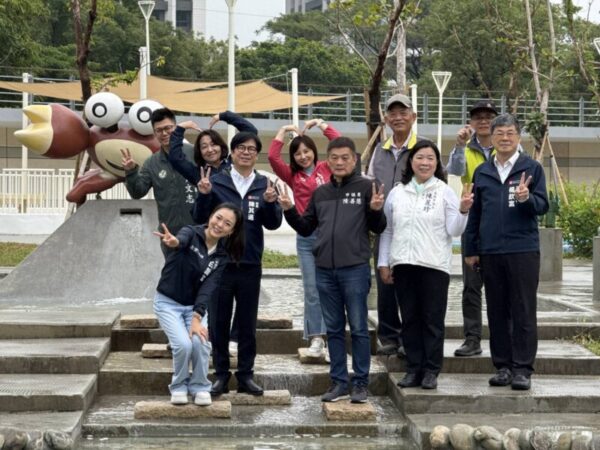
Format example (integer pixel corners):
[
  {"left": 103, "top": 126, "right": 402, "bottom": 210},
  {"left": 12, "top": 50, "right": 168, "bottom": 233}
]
[{"left": 0, "top": 168, "right": 154, "bottom": 214}]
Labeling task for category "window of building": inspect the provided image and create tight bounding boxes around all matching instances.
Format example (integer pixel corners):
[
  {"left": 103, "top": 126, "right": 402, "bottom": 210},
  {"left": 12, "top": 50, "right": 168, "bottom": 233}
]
[{"left": 176, "top": 10, "right": 192, "bottom": 32}]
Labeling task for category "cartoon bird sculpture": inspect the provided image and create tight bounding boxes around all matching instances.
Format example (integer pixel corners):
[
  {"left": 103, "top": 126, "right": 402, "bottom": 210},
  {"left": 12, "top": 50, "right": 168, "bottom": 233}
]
[{"left": 14, "top": 92, "right": 163, "bottom": 204}]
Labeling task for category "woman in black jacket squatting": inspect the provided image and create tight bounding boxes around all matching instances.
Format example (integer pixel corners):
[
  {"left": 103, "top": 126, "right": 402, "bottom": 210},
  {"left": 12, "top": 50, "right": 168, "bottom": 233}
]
[{"left": 153, "top": 203, "right": 245, "bottom": 406}]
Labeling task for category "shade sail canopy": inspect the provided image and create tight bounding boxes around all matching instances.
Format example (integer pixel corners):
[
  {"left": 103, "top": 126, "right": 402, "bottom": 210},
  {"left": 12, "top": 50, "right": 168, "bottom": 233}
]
[
  {"left": 0, "top": 78, "right": 342, "bottom": 114},
  {"left": 153, "top": 80, "right": 342, "bottom": 114},
  {"left": 0, "top": 76, "right": 224, "bottom": 102}
]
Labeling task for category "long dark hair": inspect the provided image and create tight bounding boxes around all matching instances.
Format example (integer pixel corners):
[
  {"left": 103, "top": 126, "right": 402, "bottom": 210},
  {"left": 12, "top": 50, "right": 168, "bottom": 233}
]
[
  {"left": 194, "top": 130, "right": 229, "bottom": 168},
  {"left": 289, "top": 135, "right": 319, "bottom": 173},
  {"left": 401, "top": 140, "right": 448, "bottom": 185},
  {"left": 210, "top": 203, "right": 245, "bottom": 263}
]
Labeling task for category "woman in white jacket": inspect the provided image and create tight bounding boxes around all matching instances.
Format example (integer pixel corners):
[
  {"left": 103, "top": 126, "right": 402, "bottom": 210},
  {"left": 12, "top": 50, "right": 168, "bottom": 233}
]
[{"left": 378, "top": 140, "right": 474, "bottom": 389}]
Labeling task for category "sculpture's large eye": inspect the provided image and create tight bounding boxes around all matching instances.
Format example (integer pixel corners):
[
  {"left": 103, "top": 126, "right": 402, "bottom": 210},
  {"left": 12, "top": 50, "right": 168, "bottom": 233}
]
[
  {"left": 84, "top": 92, "right": 125, "bottom": 128},
  {"left": 128, "top": 100, "right": 163, "bottom": 135}
]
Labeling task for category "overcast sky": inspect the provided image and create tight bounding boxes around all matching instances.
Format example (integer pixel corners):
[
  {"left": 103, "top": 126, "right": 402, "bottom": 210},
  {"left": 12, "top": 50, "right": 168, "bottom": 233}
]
[{"left": 204, "top": 0, "right": 600, "bottom": 48}]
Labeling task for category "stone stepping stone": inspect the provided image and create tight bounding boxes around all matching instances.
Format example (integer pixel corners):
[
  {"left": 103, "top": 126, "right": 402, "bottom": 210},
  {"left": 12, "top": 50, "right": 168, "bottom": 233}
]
[
  {"left": 140, "top": 344, "right": 238, "bottom": 368},
  {"left": 322, "top": 400, "right": 376, "bottom": 421},
  {"left": 297, "top": 348, "right": 328, "bottom": 365},
  {"left": 134, "top": 400, "right": 231, "bottom": 419},
  {"left": 219, "top": 389, "right": 291, "bottom": 405},
  {"left": 121, "top": 314, "right": 293, "bottom": 330}
]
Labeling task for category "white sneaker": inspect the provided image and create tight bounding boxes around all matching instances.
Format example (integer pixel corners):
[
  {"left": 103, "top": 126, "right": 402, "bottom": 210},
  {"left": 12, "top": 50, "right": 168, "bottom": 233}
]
[
  {"left": 307, "top": 337, "right": 326, "bottom": 357},
  {"left": 229, "top": 341, "right": 238, "bottom": 357},
  {"left": 194, "top": 391, "right": 212, "bottom": 406},
  {"left": 170, "top": 392, "right": 188, "bottom": 405},
  {"left": 325, "top": 347, "right": 330, "bottom": 363}
]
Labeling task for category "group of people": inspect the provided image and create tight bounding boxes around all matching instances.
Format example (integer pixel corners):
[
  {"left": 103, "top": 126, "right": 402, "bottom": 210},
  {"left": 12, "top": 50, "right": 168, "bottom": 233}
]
[{"left": 120, "top": 93, "right": 548, "bottom": 408}]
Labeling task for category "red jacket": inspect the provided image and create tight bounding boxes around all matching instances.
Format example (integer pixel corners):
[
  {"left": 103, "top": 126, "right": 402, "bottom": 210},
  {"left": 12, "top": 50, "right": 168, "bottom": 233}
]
[{"left": 268, "top": 125, "right": 341, "bottom": 214}]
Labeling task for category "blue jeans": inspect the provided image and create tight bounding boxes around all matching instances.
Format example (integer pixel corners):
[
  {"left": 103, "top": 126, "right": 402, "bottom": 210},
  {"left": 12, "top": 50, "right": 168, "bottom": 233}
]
[
  {"left": 316, "top": 263, "right": 371, "bottom": 387},
  {"left": 297, "top": 233, "right": 327, "bottom": 340},
  {"left": 154, "top": 292, "right": 212, "bottom": 395}
]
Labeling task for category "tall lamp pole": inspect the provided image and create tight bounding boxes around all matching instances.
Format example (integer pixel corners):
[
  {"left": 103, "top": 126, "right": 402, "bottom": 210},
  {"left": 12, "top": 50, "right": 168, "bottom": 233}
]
[
  {"left": 138, "top": 1, "right": 155, "bottom": 76},
  {"left": 432, "top": 71, "right": 452, "bottom": 152},
  {"left": 225, "top": 0, "right": 237, "bottom": 144}
]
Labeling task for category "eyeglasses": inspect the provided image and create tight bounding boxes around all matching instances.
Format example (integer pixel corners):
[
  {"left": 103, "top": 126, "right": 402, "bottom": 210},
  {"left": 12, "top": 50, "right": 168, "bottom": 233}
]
[
  {"left": 471, "top": 115, "right": 496, "bottom": 122},
  {"left": 235, "top": 145, "right": 258, "bottom": 154},
  {"left": 153, "top": 125, "right": 175, "bottom": 135},
  {"left": 492, "top": 131, "right": 519, "bottom": 138}
]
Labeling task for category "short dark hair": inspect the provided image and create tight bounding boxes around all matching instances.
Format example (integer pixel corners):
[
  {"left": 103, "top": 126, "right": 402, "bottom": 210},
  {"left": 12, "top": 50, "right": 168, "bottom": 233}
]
[
  {"left": 491, "top": 113, "right": 521, "bottom": 134},
  {"left": 327, "top": 136, "right": 356, "bottom": 154},
  {"left": 150, "top": 107, "right": 176, "bottom": 126},
  {"left": 401, "top": 139, "right": 447, "bottom": 185},
  {"left": 230, "top": 132, "right": 262, "bottom": 153},
  {"left": 194, "top": 130, "right": 229, "bottom": 167},
  {"left": 289, "top": 135, "right": 319, "bottom": 173},
  {"left": 210, "top": 203, "right": 245, "bottom": 263}
]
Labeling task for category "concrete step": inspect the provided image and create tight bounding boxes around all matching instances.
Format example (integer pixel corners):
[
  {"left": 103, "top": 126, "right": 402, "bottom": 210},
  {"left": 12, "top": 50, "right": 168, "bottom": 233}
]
[
  {"left": 380, "top": 339, "right": 600, "bottom": 375},
  {"left": 119, "top": 313, "right": 292, "bottom": 329},
  {"left": 0, "top": 337, "right": 110, "bottom": 374},
  {"left": 388, "top": 373, "right": 600, "bottom": 415},
  {"left": 367, "top": 312, "right": 600, "bottom": 340},
  {"left": 98, "top": 352, "right": 389, "bottom": 396},
  {"left": 0, "top": 374, "right": 97, "bottom": 412},
  {"left": 111, "top": 326, "right": 377, "bottom": 354},
  {"left": 0, "top": 410, "right": 83, "bottom": 446},
  {"left": 82, "top": 395, "right": 408, "bottom": 439},
  {"left": 406, "top": 413, "right": 600, "bottom": 450},
  {"left": 0, "top": 309, "right": 119, "bottom": 339}
]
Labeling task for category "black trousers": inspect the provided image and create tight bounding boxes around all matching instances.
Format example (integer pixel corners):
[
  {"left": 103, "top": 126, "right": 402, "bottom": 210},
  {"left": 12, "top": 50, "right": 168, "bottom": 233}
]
[
  {"left": 374, "top": 235, "right": 403, "bottom": 347},
  {"left": 392, "top": 264, "right": 449, "bottom": 375},
  {"left": 210, "top": 263, "right": 262, "bottom": 381},
  {"left": 480, "top": 252, "right": 539, "bottom": 376},
  {"left": 460, "top": 234, "right": 484, "bottom": 339}
]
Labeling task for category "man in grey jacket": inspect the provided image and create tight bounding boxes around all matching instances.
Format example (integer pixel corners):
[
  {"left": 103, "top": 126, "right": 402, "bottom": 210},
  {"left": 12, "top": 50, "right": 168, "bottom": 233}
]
[
  {"left": 121, "top": 107, "right": 197, "bottom": 257},
  {"left": 367, "top": 93, "right": 426, "bottom": 357}
]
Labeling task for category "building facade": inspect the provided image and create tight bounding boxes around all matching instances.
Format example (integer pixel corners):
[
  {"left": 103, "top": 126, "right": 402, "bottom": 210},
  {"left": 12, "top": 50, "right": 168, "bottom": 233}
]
[
  {"left": 152, "top": 0, "right": 206, "bottom": 36},
  {"left": 286, "top": 0, "right": 331, "bottom": 14}
]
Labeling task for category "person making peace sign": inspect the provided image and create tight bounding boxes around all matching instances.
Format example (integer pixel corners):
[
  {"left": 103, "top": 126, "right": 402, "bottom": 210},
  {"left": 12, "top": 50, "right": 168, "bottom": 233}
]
[{"left": 464, "top": 114, "right": 549, "bottom": 391}]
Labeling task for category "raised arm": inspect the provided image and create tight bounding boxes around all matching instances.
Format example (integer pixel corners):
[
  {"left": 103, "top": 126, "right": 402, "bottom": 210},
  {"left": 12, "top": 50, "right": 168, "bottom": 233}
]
[
  {"left": 268, "top": 124, "right": 300, "bottom": 185},
  {"left": 168, "top": 123, "right": 201, "bottom": 185},
  {"left": 212, "top": 111, "right": 258, "bottom": 134}
]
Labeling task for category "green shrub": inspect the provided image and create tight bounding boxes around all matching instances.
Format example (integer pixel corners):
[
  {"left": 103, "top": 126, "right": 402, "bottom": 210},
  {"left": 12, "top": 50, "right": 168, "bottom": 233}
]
[{"left": 558, "top": 182, "right": 600, "bottom": 258}]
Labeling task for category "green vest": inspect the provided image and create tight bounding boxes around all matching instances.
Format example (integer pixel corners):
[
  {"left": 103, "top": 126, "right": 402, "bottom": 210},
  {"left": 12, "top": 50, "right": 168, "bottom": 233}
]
[{"left": 462, "top": 144, "right": 494, "bottom": 184}]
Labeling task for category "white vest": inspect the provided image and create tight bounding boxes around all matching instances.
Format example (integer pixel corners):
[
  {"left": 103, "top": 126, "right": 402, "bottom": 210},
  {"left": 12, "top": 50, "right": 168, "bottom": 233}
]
[{"left": 387, "top": 178, "right": 455, "bottom": 274}]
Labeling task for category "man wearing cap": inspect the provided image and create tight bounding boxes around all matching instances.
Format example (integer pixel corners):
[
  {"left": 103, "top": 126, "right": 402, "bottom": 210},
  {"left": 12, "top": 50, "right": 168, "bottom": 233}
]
[
  {"left": 446, "top": 100, "right": 498, "bottom": 357},
  {"left": 367, "top": 93, "right": 427, "bottom": 357}
]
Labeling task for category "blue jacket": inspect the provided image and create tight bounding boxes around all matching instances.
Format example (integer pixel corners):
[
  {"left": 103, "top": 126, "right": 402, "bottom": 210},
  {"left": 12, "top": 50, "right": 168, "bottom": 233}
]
[
  {"left": 193, "top": 169, "right": 282, "bottom": 265},
  {"left": 168, "top": 111, "right": 256, "bottom": 186},
  {"left": 465, "top": 152, "right": 549, "bottom": 256},
  {"left": 156, "top": 225, "right": 228, "bottom": 316}
]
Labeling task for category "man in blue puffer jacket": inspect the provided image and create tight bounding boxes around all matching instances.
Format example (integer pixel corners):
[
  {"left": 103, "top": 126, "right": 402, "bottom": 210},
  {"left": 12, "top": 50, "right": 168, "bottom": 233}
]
[{"left": 464, "top": 114, "right": 548, "bottom": 391}]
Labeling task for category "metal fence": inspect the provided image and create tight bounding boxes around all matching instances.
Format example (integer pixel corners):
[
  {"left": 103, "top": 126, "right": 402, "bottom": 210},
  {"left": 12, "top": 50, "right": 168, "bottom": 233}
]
[
  {"left": 0, "top": 168, "right": 153, "bottom": 214},
  {"left": 1, "top": 74, "right": 599, "bottom": 126}
]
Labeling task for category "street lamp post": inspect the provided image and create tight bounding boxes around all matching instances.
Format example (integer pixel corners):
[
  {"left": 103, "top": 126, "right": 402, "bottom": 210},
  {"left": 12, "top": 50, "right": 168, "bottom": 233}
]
[
  {"left": 432, "top": 71, "right": 452, "bottom": 152},
  {"left": 138, "top": 1, "right": 155, "bottom": 76},
  {"left": 225, "top": 0, "right": 237, "bottom": 144}
]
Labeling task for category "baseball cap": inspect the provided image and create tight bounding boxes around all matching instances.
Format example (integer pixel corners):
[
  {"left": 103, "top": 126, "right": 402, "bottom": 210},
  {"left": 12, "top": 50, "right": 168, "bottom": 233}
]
[
  {"left": 469, "top": 100, "right": 498, "bottom": 116},
  {"left": 385, "top": 93, "right": 413, "bottom": 110}
]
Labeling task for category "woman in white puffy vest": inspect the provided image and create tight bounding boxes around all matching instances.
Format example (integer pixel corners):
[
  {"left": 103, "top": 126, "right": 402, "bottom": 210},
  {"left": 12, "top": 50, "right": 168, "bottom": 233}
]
[{"left": 377, "top": 140, "right": 474, "bottom": 390}]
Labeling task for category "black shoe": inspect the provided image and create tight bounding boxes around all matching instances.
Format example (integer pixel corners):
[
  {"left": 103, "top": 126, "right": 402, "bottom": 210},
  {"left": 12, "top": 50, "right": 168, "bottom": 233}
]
[
  {"left": 396, "top": 345, "right": 406, "bottom": 357},
  {"left": 350, "top": 385, "right": 368, "bottom": 403},
  {"left": 321, "top": 382, "right": 350, "bottom": 402},
  {"left": 397, "top": 372, "right": 421, "bottom": 388},
  {"left": 376, "top": 343, "right": 398, "bottom": 356},
  {"left": 237, "top": 378, "right": 264, "bottom": 396},
  {"left": 511, "top": 374, "right": 531, "bottom": 391},
  {"left": 421, "top": 372, "right": 438, "bottom": 389},
  {"left": 454, "top": 338, "right": 482, "bottom": 357},
  {"left": 210, "top": 377, "right": 230, "bottom": 397},
  {"left": 489, "top": 368, "right": 513, "bottom": 386}
]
